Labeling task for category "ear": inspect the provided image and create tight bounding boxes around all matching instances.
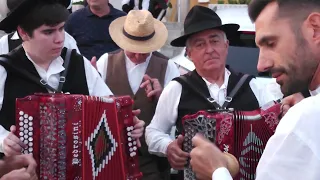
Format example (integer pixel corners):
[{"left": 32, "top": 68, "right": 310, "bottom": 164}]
[
  {"left": 17, "top": 26, "right": 31, "bottom": 41},
  {"left": 186, "top": 47, "right": 192, "bottom": 60},
  {"left": 306, "top": 12, "right": 320, "bottom": 45}
]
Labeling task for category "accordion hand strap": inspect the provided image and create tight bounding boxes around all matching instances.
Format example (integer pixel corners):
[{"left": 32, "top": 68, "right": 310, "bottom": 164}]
[
  {"left": 176, "top": 74, "right": 249, "bottom": 109},
  {"left": 0, "top": 48, "right": 73, "bottom": 93}
]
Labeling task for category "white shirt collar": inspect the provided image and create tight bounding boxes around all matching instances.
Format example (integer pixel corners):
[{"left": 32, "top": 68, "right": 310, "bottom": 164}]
[
  {"left": 24, "top": 50, "right": 64, "bottom": 76},
  {"left": 202, "top": 68, "right": 231, "bottom": 89},
  {"left": 125, "top": 53, "right": 152, "bottom": 70},
  {"left": 11, "top": 31, "right": 20, "bottom": 40},
  {"left": 310, "top": 85, "right": 320, "bottom": 96}
]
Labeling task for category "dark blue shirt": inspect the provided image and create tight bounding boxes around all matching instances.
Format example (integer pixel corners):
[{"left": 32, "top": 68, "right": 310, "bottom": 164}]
[{"left": 65, "top": 5, "right": 126, "bottom": 60}]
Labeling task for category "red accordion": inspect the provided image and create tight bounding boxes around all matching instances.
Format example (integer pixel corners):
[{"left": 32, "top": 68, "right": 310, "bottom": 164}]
[
  {"left": 182, "top": 101, "right": 282, "bottom": 180},
  {"left": 15, "top": 93, "right": 142, "bottom": 180}
]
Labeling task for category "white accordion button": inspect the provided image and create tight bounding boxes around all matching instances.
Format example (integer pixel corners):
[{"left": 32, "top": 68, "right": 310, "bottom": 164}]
[
  {"left": 23, "top": 124, "right": 28, "bottom": 128},
  {"left": 19, "top": 127, "right": 24, "bottom": 131},
  {"left": 130, "top": 126, "right": 134, "bottom": 131},
  {"left": 19, "top": 117, "right": 24, "bottom": 121},
  {"left": 28, "top": 137, "right": 33, "bottom": 142},
  {"left": 19, "top": 132, "right": 23, "bottom": 136},
  {"left": 130, "top": 152, "right": 136, "bottom": 157},
  {"left": 133, "top": 141, "right": 137, "bottom": 145},
  {"left": 129, "top": 148, "right": 133, "bottom": 152},
  {"left": 20, "top": 137, "right": 24, "bottom": 141},
  {"left": 24, "top": 119, "right": 28, "bottom": 124},
  {"left": 127, "top": 132, "right": 131, "bottom": 136},
  {"left": 133, "top": 146, "right": 137, "bottom": 151},
  {"left": 28, "top": 116, "right": 33, "bottom": 121},
  {"left": 19, "top": 122, "right": 23, "bottom": 126},
  {"left": 128, "top": 137, "right": 132, "bottom": 141},
  {"left": 29, "top": 142, "right": 33, "bottom": 146},
  {"left": 24, "top": 114, "right": 28, "bottom": 118},
  {"left": 29, "top": 127, "right": 33, "bottom": 131},
  {"left": 127, "top": 127, "right": 131, "bottom": 131},
  {"left": 19, "top": 111, "right": 24, "bottom": 115},
  {"left": 128, "top": 143, "right": 132, "bottom": 147},
  {"left": 28, "top": 132, "right": 33, "bottom": 136},
  {"left": 29, "top": 122, "right": 33, "bottom": 126}
]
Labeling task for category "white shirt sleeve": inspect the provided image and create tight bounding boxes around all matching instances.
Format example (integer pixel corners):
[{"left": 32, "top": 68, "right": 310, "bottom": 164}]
[
  {"left": 249, "top": 78, "right": 283, "bottom": 106},
  {"left": 64, "top": 31, "right": 80, "bottom": 54},
  {"left": 212, "top": 168, "right": 233, "bottom": 180},
  {"left": 145, "top": 80, "right": 182, "bottom": 156},
  {"left": 0, "top": 65, "right": 10, "bottom": 152},
  {"left": 96, "top": 53, "right": 108, "bottom": 81},
  {"left": 142, "top": 0, "right": 150, "bottom": 10},
  {"left": 254, "top": 95, "right": 320, "bottom": 180},
  {"left": 82, "top": 56, "right": 113, "bottom": 96},
  {"left": 0, "top": 34, "right": 9, "bottom": 55},
  {"left": 164, "top": 60, "right": 180, "bottom": 87}
]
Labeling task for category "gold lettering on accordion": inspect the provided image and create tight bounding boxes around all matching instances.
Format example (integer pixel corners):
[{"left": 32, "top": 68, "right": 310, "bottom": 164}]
[{"left": 72, "top": 122, "right": 81, "bottom": 165}]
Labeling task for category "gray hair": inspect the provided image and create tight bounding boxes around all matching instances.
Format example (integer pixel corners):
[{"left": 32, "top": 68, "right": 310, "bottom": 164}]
[{"left": 186, "top": 31, "right": 228, "bottom": 49}]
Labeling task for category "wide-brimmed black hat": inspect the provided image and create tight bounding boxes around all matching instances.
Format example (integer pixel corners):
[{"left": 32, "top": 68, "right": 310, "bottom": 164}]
[
  {"left": 0, "top": 0, "right": 71, "bottom": 33},
  {"left": 171, "top": 5, "right": 240, "bottom": 47}
]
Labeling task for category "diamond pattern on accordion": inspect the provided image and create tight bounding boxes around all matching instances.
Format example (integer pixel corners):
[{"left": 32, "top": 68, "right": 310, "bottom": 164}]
[
  {"left": 85, "top": 110, "right": 118, "bottom": 178},
  {"left": 18, "top": 111, "right": 34, "bottom": 154},
  {"left": 183, "top": 115, "right": 216, "bottom": 180}
]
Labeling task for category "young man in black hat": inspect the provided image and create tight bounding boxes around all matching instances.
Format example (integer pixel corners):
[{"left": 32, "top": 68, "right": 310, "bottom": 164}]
[
  {"left": 145, "top": 5, "right": 285, "bottom": 179},
  {"left": 0, "top": 0, "right": 79, "bottom": 55},
  {"left": 0, "top": 0, "right": 144, "bottom": 157}
]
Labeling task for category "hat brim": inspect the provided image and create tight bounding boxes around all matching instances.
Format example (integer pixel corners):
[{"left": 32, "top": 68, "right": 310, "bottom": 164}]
[
  {"left": 109, "top": 16, "right": 168, "bottom": 54},
  {"left": 0, "top": 0, "right": 71, "bottom": 33},
  {"left": 170, "top": 23, "right": 240, "bottom": 47}
]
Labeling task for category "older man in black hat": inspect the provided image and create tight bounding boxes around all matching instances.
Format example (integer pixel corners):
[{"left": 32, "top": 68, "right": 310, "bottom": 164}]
[
  {"left": 145, "top": 5, "right": 284, "bottom": 179},
  {"left": 0, "top": 0, "right": 145, "bottom": 160}
]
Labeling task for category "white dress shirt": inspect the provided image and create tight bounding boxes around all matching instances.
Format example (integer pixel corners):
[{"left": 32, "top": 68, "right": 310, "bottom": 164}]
[
  {"left": 0, "top": 48, "right": 113, "bottom": 152},
  {"left": 210, "top": 86, "right": 320, "bottom": 180},
  {"left": 145, "top": 69, "right": 284, "bottom": 157},
  {"left": 0, "top": 31, "right": 80, "bottom": 55},
  {"left": 97, "top": 52, "right": 180, "bottom": 94}
]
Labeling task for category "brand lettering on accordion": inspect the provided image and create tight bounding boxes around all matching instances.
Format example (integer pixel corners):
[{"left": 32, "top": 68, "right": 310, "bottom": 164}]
[
  {"left": 181, "top": 101, "right": 282, "bottom": 180},
  {"left": 72, "top": 122, "right": 81, "bottom": 165},
  {"left": 15, "top": 94, "right": 143, "bottom": 180}
]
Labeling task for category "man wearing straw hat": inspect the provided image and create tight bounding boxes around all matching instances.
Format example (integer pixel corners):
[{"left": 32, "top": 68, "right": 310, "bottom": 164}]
[
  {"left": 0, "top": 0, "right": 145, "bottom": 162},
  {"left": 96, "top": 9, "right": 180, "bottom": 180}
]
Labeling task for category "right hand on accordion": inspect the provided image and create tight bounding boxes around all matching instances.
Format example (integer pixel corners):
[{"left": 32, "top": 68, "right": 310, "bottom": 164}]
[
  {"left": 0, "top": 154, "right": 37, "bottom": 180},
  {"left": 3, "top": 126, "right": 26, "bottom": 157},
  {"left": 189, "top": 134, "right": 239, "bottom": 180}
]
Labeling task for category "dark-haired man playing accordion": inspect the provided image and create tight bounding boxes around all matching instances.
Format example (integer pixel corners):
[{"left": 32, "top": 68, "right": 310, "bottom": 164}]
[{"left": 0, "top": 0, "right": 144, "bottom": 164}]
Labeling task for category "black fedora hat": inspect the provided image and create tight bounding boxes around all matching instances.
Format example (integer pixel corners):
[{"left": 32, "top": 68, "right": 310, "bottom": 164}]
[
  {"left": 171, "top": 5, "right": 240, "bottom": 47},
  {"left": 0, "top": 0, "right": 71, "bottom": 33}
]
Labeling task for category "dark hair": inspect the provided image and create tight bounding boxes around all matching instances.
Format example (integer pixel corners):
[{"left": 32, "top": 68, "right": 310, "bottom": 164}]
[
  {"left": 19, "top": 2, "right": 69, "bottom": 37},
  {"left": 248, "top": 0, "right": 320, "bottom": 22}
]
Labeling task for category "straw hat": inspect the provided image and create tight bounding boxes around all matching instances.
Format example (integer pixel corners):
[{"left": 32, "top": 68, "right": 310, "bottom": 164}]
[{"left": 109, "top": 10, "right": 168, "bottom": 53}]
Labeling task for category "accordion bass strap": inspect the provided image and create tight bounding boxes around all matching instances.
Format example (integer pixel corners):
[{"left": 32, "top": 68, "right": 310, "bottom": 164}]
[{"left": 176, "top": 74, "right": 249, "bottom": 109}]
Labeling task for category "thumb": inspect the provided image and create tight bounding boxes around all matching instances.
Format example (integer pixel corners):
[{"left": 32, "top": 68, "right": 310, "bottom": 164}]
[
  {"left": 10, "top": 125, "right": 16, "bottom": 133},
  {"left": 91, "top": 56, "right": 97, "bottom": 69},
  {"left": 143, "top": 74, "right": 152, "bottom": 81},
  {"left": 177, "top": 135, "right": 184, "bottom": 146},
  {"left": 192, "top": 133, "right": 207, "bottom": 147},
  {"left": 132, "top": 109, "right": 141, "bottom": 116}
]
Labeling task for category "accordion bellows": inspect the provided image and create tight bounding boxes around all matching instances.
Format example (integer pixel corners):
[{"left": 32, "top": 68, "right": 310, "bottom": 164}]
[
  {"left": 15, "top": 93, "right": 142, "bottom": 180},
  {"left": 182, "top": 102, "right": 282, "bottom": 180}
]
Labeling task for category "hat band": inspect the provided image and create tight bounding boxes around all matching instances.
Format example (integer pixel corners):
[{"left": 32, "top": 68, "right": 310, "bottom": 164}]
[{"left": 123, "top": 28, "right": 155, "bottom": 41}]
